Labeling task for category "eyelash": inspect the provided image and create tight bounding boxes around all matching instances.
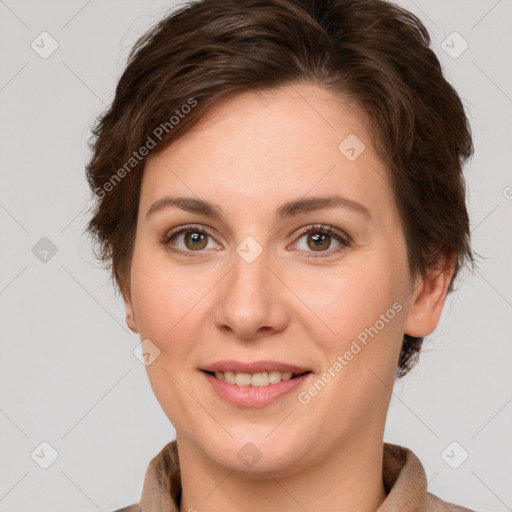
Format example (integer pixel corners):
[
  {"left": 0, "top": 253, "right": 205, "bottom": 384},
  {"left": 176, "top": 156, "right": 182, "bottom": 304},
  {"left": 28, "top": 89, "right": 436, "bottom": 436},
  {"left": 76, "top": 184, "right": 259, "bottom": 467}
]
[{"left": 162, "top": 223, "right": 351, "bottom": 259}]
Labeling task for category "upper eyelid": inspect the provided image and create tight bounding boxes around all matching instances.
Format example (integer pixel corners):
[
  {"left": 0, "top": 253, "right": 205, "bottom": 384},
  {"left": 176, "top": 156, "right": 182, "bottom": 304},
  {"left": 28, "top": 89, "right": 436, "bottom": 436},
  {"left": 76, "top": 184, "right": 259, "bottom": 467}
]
[{"left": 164, "top": 224, "right": 216, "bottom": 241}]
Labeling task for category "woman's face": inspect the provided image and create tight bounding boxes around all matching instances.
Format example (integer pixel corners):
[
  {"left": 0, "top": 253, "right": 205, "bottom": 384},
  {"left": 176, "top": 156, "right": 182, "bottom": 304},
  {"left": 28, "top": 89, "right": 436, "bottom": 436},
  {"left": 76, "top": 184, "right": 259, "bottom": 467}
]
[{"left": 124, "top": 82, "right": 426, "bottom": 473}]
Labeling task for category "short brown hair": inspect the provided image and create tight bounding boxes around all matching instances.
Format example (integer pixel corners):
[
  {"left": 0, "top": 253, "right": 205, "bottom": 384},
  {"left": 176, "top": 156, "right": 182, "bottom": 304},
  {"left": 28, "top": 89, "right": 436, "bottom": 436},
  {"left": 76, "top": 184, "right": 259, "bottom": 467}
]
[{"left": 85, "top": 0, "right": 475, "bottom": 378}]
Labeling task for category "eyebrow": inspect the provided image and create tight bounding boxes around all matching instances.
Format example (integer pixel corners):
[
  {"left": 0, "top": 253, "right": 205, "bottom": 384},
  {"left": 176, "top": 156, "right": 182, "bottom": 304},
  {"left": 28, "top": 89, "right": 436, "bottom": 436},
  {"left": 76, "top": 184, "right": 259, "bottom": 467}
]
[{"left": 146, "top": 194, "right": 372, "bottom": 222}]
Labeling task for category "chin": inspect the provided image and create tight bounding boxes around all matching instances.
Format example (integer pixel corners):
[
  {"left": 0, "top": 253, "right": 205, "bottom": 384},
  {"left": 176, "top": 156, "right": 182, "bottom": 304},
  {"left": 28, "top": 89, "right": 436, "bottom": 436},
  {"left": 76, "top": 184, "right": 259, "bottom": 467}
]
[{"left": 197, "top": 428, "right": 313, "bottom": 475}]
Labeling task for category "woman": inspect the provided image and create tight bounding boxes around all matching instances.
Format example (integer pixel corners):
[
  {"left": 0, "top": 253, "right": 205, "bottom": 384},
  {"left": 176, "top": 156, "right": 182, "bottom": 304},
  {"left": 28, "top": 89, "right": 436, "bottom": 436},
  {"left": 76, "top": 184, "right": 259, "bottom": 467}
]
[{"left": 85, "top": 0, "right": 477, "bottom": 510}]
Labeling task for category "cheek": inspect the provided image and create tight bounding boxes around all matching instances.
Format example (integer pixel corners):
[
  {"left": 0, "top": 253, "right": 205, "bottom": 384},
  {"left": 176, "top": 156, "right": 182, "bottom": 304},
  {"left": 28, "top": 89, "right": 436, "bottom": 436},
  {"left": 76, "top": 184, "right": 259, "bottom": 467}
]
[
  {"left": 295, "top": 265, "right": 405, "bottom": 406},
  {"left": 129, "top": 249, "right": 210, "bottom": 425},
  {"left": 294, "top": 259, "right": 406, "bottom": 340},
  {"left": 130, "top": 232, "right": 211, "bottom": 317},
  {"left": 129, "top": 247, "right": 206, "bottom": 356},
  {"left": 287, "top": 251, "right": 408, "bottom": 401}
]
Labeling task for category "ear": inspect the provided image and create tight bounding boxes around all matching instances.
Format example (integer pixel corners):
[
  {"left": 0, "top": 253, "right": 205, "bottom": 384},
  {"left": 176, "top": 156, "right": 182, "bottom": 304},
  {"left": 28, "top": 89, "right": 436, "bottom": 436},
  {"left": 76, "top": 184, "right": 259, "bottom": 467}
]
[
  {"left": 403, "top": 251, "right": 456, "bottom": 337},
  {"left": 121, "top": 282, "right": 139, "bottom": 334}
]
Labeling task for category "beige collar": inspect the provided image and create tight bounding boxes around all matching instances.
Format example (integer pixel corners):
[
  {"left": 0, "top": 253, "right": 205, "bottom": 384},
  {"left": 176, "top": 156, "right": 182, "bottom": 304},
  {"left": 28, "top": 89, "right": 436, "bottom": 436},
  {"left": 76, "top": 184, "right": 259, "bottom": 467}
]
[{"left": 129, "top": 441, "right": 472, "bottom": 512}]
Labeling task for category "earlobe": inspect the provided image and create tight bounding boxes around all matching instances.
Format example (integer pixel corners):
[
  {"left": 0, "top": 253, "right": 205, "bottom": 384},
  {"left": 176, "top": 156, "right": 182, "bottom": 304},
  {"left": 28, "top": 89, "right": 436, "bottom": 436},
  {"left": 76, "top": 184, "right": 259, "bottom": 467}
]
[
  {"left": 403, "top": 252, "right": 456, "bottom": 338},
  {"left": 125, "top": 308, "right": 139, "bottom": 333},
  {"left": 122, "top": 286, "right": 139, "bottom": 334}
]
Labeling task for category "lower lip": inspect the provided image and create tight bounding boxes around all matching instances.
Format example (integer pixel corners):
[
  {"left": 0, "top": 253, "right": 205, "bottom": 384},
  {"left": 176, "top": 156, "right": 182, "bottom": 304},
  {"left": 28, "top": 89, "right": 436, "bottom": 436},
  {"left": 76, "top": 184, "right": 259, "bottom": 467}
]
[{"left": 202, "top": 371, "right": 312, "bottom": 408}]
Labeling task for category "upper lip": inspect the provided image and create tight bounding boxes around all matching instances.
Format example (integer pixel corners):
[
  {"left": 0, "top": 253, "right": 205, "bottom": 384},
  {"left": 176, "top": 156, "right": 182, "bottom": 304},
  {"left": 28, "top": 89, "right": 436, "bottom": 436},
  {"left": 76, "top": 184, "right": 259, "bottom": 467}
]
[{"left": 201, "top": 360, "right": 311, "bottom": 374}]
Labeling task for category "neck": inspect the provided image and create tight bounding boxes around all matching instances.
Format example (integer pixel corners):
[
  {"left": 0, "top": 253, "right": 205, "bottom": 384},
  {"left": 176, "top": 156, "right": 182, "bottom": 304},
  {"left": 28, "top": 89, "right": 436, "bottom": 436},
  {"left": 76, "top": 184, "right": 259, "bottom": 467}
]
[{"left": 177, "top": 433, "right": 387, "bottom": 512}]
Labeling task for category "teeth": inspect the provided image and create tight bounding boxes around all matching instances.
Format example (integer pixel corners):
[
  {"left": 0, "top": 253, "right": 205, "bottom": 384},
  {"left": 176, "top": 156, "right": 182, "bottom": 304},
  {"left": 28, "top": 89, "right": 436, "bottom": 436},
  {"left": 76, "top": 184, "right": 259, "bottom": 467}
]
[
  {"left": 235, "top": 372, "right": 252, "bottom": 386},
  {"left": 251, "top": 372, "right": 269, "bottom": 387},
  {"left": 224, "top": 371, "right": 236, "bottom": 384},
  {"left": 212, "top": 370, "right": 296, "bottom": 386}
]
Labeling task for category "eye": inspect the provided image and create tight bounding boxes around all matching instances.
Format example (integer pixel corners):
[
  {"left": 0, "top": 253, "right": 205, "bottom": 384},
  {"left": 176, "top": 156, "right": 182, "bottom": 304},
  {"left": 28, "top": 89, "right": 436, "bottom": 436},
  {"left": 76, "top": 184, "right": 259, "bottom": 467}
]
[
  {"left": 163, "top": 224, "right": 221, "bottom": 256},
  {"left": 162, "top": 223, "right": 350, "bottom": 258},
  {"left": 291, "top": 224, "right": 350, "bottom": 258}
]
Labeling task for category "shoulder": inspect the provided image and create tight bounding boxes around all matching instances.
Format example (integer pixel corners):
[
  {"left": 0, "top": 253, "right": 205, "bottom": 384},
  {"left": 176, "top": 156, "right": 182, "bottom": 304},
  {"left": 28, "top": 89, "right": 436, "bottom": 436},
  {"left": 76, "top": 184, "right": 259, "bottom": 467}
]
[
  {"left": 111, "top": 505, "right": 141, "bottom": 512},
  {"left": 382, "top": 442, "right": 479, "bottom": 512},
  {"left": 110, "top": 441, "right": 180, "bottom": 512}
]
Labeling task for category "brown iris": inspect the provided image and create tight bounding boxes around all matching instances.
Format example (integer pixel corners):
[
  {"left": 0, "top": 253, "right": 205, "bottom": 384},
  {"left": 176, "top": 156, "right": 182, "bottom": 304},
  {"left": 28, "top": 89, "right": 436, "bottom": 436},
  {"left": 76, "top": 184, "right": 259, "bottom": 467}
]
[
  {"left": 184, "top": 231, "right": 208, "bottom": 250},
  {"left": 307, "top": 232, "right": 331, "bottom": 251}
]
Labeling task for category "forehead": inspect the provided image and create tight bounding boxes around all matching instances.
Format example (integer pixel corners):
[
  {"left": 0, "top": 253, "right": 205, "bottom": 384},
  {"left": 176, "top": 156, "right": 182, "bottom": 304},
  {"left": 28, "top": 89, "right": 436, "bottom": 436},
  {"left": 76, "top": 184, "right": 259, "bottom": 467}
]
[
  {"left": 184, "top": 82, "right": 371, "bottom": 157},
  {"left": 140, "top": 82, "right": 392, "bottom": 220}
]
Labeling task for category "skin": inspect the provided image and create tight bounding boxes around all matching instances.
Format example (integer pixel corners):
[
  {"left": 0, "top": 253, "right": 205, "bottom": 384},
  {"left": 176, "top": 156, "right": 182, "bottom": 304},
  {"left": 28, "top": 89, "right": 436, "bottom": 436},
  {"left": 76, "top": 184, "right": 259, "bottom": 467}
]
[{"left": 123, "top": 82, "right": 455, "bottom": 512}]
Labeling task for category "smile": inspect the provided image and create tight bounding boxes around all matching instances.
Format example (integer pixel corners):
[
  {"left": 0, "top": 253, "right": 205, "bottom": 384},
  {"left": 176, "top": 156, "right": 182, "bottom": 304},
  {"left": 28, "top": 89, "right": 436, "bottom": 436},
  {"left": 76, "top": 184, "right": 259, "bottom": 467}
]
[
  {"left": 207, "top": 370, "right": 307, "bottom": 386},
  {"left": 200, "top": 361, "right": 313, "bottom": 407}
]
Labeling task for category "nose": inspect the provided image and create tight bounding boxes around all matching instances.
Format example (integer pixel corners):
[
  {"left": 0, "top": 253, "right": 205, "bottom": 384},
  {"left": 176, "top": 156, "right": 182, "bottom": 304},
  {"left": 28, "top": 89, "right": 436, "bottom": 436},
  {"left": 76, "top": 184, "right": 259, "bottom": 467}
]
[{"left": 213, "top": 246, "right": 290, "bottom": 340}]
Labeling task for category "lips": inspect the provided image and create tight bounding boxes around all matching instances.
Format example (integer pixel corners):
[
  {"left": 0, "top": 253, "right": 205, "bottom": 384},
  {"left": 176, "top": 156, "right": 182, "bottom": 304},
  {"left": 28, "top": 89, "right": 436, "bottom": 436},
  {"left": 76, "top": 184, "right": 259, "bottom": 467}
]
[
  {"left": 200, "top": 360, "right": 313, "bottom": 407},
  {"left": 200, "top": 360, "right": 311, "bottom": 374},
  {"left": 202, "top": 370, "right": 311, "bottom": 407}
]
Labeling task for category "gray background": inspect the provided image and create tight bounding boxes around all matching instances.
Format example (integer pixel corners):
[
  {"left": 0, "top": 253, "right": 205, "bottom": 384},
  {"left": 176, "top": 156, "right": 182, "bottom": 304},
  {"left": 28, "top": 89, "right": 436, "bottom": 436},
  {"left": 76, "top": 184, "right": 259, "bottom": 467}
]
[{"left": 0, "top": 0, "right": 510, "bottom": 511}]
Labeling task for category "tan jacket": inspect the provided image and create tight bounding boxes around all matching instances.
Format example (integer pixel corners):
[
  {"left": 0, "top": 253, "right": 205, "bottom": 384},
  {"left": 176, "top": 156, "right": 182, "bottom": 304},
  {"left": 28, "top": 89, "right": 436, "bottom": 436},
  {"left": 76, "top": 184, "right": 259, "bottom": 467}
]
[{"left": 114, "top": 441, "right": 475, "bottom": 512}]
